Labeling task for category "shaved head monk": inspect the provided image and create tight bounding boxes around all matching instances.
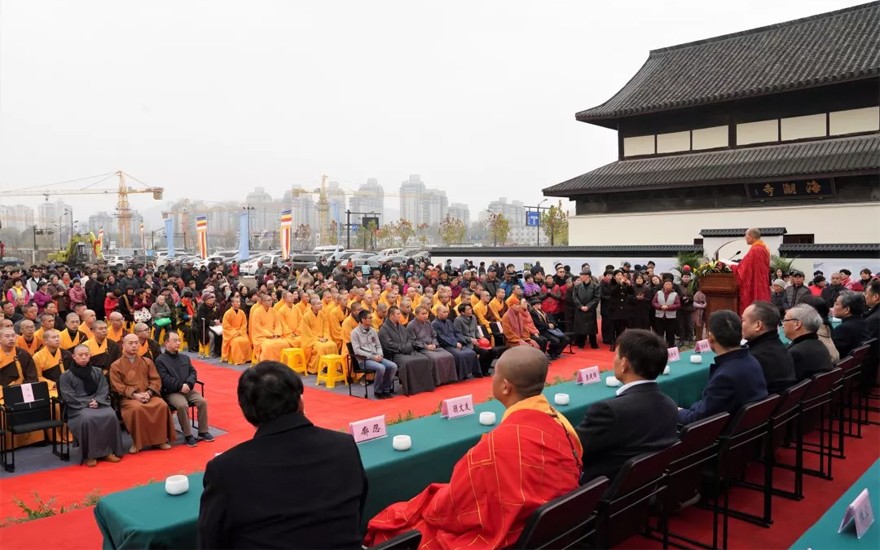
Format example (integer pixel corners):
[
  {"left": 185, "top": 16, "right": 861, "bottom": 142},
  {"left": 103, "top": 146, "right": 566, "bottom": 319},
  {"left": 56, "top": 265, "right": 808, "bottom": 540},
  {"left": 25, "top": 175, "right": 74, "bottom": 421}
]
[{"left": 365, "top": 346, "right": 583, "bottom": 548}]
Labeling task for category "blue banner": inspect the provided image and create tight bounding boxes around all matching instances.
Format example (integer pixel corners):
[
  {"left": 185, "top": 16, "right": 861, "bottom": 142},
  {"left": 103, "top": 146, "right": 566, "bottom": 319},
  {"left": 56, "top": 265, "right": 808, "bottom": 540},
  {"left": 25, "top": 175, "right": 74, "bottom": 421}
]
[
  {"left": 239, "top": 211, "right": 250, "bottom": 261},
  {"left": 165, "top": 218, "right": 175, "bottom": 258}
]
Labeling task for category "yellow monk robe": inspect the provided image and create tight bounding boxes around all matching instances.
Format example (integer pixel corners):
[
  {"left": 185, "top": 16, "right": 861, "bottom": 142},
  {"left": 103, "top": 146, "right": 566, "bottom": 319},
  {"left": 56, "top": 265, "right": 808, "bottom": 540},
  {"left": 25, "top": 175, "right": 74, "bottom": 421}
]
[
  {"left": 488, "top": 297, "right": 506, "bottom": 323},
  {"left": 505, "top": 293, "right": 522, "bottom": 309},
  {"left": 295, "top": 300, "right": 309, "bottom": 315},
  {"left": 79, "top": 323, "right": 94, "bottom": 340},
  {"left": 16, "top": 334, "right": 42, "bottom": 357},
  {"left": 221, "top": 307, "right": 252, "bottom": 365},
  {"left": 298, "top": 308, "right": 338, "bottom": 374},
  {"left": 84, "top": 337, "right": 120, "bottom": 373},
  {"left": 137, "top": 338, "right": 162, "bottom": 362},
  {"left": 59, "top": 329, "right": 87, "bottom": 352},
  {"left": 276, "top": 303, "right": 303, "bottom": 349},
  {"left": 249, "top": 305, "right": 288, "bottom": 362},
  {"left": 107, "top": 324, "right": 126, "bottom": 344},
  {"left": 1, "top": 348, "right": 44, "bottom": 448},
  {"left": 32, "top": 347, "right": 70, "bottom": 394},
  {"left": 398, "top": 311, "right": 411, "bottom": 326}
]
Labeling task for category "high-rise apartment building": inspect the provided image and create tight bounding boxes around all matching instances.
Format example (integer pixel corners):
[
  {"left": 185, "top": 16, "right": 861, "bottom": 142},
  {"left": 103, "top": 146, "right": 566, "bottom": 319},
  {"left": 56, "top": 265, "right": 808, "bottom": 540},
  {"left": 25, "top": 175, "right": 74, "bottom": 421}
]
[
  {"left": 399, "top": 174, "right": 425, "bottom": 224},
  {"left": 487, "top": 197, "right": 526, "bottom": 228},
  {"left": 0, "top": 204, "right": 34, "bottom": 231},
  {"left": 349, "top": 178, "right": 384, "bottom": 219},
  {"left": 447, "top": 203, "right": 470, "bottom": 226}
]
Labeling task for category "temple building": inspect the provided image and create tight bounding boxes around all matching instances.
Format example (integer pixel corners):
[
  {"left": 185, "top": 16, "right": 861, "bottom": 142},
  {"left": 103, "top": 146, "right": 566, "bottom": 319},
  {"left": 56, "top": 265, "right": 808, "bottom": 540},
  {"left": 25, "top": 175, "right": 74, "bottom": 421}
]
[{"left": 544, "top": 2, "right": 880, "bottom": 256}]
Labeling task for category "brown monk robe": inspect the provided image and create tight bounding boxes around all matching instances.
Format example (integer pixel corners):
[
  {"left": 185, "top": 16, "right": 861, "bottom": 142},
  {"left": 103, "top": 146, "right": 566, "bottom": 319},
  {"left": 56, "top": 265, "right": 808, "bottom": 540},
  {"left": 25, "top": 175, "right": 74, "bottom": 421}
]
[
  {"left": 0, "top": 326, "right": 44, "bottom": 448},
  {"left": 110, "top": 334, "right": 174, "bottom": 453}
]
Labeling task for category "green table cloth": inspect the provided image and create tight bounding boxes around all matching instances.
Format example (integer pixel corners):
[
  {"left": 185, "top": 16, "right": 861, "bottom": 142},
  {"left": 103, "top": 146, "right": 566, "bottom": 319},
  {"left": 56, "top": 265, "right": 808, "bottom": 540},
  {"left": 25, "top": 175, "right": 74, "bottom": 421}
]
[
  {"left": 790, "top": 459, "right": 879, "bottom": 549},
  {"left": 94, "top": 350, "right": 713, "bottom": 549}
]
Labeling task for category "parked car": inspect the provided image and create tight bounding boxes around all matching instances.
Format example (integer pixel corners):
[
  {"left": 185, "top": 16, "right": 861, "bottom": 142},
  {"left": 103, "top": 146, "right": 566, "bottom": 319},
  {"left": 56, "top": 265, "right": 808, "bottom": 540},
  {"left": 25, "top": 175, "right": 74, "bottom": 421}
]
[
  {"left": 0, "top": 256, "right": 25, "bottom": 268},
  {"left": 102, "top": 255, "right": 126, "bottom": 269},
  {"left": 290, "top": 253, "right": 321, "bottom": 271}
]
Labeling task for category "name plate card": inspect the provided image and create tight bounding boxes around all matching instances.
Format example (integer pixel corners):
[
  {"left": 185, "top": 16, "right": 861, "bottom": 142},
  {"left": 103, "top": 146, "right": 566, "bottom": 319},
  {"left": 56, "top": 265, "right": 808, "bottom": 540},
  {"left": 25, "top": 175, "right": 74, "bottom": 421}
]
[
  {"left": 667, "top": 347, "right": 681, "bottom": 362},
  {"left": 20, "top": 383, "right": 35, "bottom": 404},
  {"left": 576, "top": 366, "right": 601, "bottom": 385},
  {"left": 838, "top": 489, "right": 874, "bottom": 539},
  {"left": 695, "top": 339, "right": 711, "bottom": 353},
  {"left": 350, "top": 415, "right": 387, "bottom": 444},
  {"left": 441, "top": 395, "right": 475, "bottom": 418},
  {"left": 440, "top": 395, "right": 474, "bottom": 418}
]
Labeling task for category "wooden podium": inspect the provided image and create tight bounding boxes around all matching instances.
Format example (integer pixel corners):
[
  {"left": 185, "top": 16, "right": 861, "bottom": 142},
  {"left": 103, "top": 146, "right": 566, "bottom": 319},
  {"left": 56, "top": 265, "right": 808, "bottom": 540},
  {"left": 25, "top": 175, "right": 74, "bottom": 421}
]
[{"left": 700, "top": 273, "right": 739, "bottom": 319}]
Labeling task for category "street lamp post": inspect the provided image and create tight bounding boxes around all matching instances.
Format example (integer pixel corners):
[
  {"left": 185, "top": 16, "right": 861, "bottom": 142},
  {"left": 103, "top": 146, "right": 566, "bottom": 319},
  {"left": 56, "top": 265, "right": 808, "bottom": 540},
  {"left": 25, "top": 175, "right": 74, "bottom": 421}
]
[{"left": 242, "top": 206, "right": 255, "bottom": 249}]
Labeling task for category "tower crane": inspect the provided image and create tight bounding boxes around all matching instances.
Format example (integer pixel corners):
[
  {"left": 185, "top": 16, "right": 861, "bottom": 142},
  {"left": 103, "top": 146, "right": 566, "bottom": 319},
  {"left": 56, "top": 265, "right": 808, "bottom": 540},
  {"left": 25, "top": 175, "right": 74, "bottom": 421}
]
[{"left": 3, "top": 170, "right": 164, "bottom": 248}]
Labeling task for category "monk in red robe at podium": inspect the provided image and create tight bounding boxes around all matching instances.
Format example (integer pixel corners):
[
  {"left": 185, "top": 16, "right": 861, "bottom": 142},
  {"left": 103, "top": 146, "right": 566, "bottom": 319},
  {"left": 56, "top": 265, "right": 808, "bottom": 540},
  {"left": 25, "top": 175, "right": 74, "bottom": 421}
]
[{"left": 731, "top": 228, "right": 771, "bottom": 314}]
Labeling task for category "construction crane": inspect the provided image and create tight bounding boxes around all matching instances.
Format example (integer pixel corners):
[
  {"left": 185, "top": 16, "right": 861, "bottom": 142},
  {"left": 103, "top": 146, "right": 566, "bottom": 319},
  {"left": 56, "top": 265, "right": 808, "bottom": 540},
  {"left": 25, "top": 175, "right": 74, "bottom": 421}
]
[{"left": 4, "top": 170, "right": 164, "bottom": 249}]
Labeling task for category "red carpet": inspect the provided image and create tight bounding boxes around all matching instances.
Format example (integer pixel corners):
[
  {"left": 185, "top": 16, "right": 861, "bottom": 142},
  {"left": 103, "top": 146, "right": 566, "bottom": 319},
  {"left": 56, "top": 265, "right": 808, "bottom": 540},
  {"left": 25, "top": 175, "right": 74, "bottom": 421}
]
[
  {"left": 0, "top": 347, "right": 610, "bottom": 548},
  {"left": 3, "top": 347, "right": 878, "bottom": 549}
]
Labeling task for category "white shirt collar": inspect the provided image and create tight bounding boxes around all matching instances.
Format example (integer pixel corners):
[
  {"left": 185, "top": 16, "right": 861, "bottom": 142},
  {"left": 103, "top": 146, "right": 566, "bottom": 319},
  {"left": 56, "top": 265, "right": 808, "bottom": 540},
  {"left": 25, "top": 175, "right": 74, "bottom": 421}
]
[{"left": 616, "top": 379, "right": 656, "bottom": 397}]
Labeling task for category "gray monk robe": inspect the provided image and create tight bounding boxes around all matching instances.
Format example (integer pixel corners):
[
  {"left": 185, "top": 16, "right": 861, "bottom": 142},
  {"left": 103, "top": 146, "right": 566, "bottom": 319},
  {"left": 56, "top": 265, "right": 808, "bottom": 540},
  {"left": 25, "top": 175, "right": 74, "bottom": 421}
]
[
  {"left": 406, "top": 319, "right": 457, "bottom": 385},
  {"left": 379, "top": 320, "right": 436, "bottom": 396},
  {"left": 58, "top": 366, "right": 125, "bottom": 463},
  {"left": 432, "top": 318, "right": 480, "bottom": 379}
]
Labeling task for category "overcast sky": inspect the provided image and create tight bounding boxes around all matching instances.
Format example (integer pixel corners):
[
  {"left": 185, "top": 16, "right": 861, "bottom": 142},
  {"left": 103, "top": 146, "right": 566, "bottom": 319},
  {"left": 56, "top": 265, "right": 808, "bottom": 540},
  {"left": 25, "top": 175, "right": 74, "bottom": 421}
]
[{"left": 0, "top": 0, "right": 864, "bottom": 226}]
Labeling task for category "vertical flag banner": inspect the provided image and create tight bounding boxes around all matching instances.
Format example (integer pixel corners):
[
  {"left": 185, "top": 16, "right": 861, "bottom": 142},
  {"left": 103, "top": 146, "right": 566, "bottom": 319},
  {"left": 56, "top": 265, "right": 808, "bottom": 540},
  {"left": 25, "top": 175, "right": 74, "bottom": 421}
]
[
  {"left": 94, "top": 227, "right": 104, "bottom": 260},
  {"left": 280, "top": 209, "right": 293, "bottom": 260},
  {"left": 196, "top": 215, "right": 208, "bottom": 259},
  {"left": 165, "top": 218, "right": 175, "bottom": 259},
  {"left": 238, "top": 211, "right": 250, "bottom": 262}
]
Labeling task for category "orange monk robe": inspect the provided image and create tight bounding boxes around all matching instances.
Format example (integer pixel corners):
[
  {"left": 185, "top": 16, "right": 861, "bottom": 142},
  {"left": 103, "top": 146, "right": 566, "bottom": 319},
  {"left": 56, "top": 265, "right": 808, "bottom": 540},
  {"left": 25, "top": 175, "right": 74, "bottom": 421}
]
[
  {"left": 501, "top": 308, "right": 538, "bottom": 348},
  {"left": 109, "top": 355, "right": 175, "bottom": 451},
  {"left": 472, "top": 301, "right": 493, "bottom": 331},
  {"left": 16, "top": 334, "right": 42, "bottom": 356},
  {"left": 79, "top": 323, "right": 94, "bottom": 340},
  {"left": 327, "top": 306, "right": 347, "bottom": 350},
  {"left": 365, "top": 395, "right": 582, "bottom": 548},
  {"left": 32, "top": 347, "right": 70, "bottom": 395},
  {"left": 298, "top": 308, "right": 338, "bottom": 374},
  {"left": 59, "top": 329, "right": 87, "bottom": 352},
  {"left": 398, "top": 311, "right": 411, "bottom": 326},
  {"left": 731, "top": 239, "right": 771, "bottom": 315},
  {"left": 295, "top": 300, "right": 309, "bottom": 315},
  {"left": 221, "top": 307, "right": 252, "bottom": 365},
  {"left": 1, "top": 348, "right": 45, "bottom": 448},
  {"left": 250, "top": 306, "right": 287, "bottom": 362},
  {"left": 340, "top": 315, "right": 359, "bottom": 358},
  {"left": 107, "top": 324, "right": 126, "bottom": 344},
  {"left": 505, "top": 294, "right": 522, "bottom": 309}
]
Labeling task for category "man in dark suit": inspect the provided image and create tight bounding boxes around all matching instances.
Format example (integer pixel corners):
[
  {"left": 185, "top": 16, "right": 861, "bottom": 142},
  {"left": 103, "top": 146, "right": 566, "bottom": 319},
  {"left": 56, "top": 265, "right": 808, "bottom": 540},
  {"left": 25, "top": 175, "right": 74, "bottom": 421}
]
[
  {"left": 679, "top": 310, "right": 768, "bottom": 425},
  {"left": 862, "top": 280, "right": 879, "bottom": 387},
  {"left": 783, "top": 304, "right": 833, "bottom": 381},
  {"left": 577, "top": 329, "right": 679, "bottom": 484},
  {"left": 742, "top": 301, "right": 796, "bottom": 394},
  {"left": 198, "top": 362, "right": 367, "bottom": 549},
  {"left": 831, "top": 291, "right": 869, "bottom": 358}
]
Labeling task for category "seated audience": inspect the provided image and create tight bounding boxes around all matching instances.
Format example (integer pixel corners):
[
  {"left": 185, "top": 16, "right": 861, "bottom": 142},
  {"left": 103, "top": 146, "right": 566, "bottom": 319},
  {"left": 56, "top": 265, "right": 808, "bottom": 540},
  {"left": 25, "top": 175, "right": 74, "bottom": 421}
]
[
  {"left": 32, "top": 329, "right": 71, "bottom": 394},
  {"left": 350, "top": 310, "right": 398, "bottom": 399},
  {"left": 577, "top": 329, "right": 678, "bottom": 483},
  {"left": 378, "top": 306, "right": 436, "bottom": 395},
  {"left": 741, "top": 301, "right": 796, "bottom": 394},
  {"left": 0, "top": 325, "right": 38, "bottom": 386},
  {"left": 155, "top": 332, "right": 212, "bottom": 447},
  {"left": 432, "top": 305, "right": 480, "bottom": 380},
  {"left": 529, "top": 298, "right": 569, "bottom": 359},
  {"left": 221, "top": 296, "right": 252, "bottom": 365},
  {"left": 58, "top": 345, "right": 125, "bottom": 467},
  {"left": 365, "top": 346, "right": 582, "bottom": 548},
  {"left": 453, "top": 303, "right": 496, "bottom": 375},
  {"left": 198, "top": 362, "right": 367, "bottom": 549},
  {"left": 801, "top": 295, "right": 840, "bottom": 364},
  {"left": 83, "top": 321, "right": 121, "bottom": 373},
  {"left": 133, "top": 322, "right": 162, "bottom": 361},
  {"left": 863, "top": 280, "right": 879, "bottom": 381},
  {"left": 784, "top": 304, "right": 833, "bottom": 381},
  {"left": 679, "top": 310, "right": 768, "bottom": 425},
  {"left": 407, "top": 305, "right": 457, "bottom": 385},
  {"left": 110, "top": 334, "right": 175, "bottom": 454},
  {"left": 831, "top": 291, "right": 868, "bottom": 358}
]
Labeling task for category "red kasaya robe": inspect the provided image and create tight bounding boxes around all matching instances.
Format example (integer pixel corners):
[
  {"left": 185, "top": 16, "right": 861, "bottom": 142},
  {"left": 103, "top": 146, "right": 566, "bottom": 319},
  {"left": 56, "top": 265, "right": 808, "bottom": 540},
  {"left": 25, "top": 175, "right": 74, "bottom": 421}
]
[
  {"left": 732, "top": 239, "right": 771, "bottom": 315},
  {"left": 364, "top": 395, "right": 582, "bottom": 549}
]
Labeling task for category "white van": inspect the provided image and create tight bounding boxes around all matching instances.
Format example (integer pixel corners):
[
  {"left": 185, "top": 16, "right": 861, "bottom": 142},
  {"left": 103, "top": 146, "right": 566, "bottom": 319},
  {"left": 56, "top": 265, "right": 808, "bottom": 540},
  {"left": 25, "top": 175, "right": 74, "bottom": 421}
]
[{"left": 311, "top": 245, "right": 346, "bottom": 262}]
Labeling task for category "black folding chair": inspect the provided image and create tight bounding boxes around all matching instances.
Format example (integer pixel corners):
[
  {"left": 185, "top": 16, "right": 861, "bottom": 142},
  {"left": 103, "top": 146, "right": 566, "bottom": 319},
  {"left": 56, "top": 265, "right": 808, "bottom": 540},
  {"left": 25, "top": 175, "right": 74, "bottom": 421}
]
[
  {"left": 1, "top": 382, "right": 69, "bottom": 472},
  {"left": 796, "top": 368, "right": 842, "bottom": 480},
  {"left": 509, "top": 476, "right": 610, "bottom": 549},
  {"left": 477, "top": 325, "right": 507, "bottom": 359},
  {"left": 657, "top": 412, "right": 730, "bottom": 550},
  {"left": 709, "top": 394, "right": 780, "bottom": 547},
  {"left": 857, "top": 338, "right": 879, "bottom": 423},
  {"left": 346, "top": 342, "right": 374, "bottom": 399},
  {"left": 489, "top": 321, "right": 507, "bottom": 347},
  {"left": 369, "top": 530, "right": 421, "bottom": 550},
  {"left": 594, "top": 442, "right": 681, "bottom": 549},
  {"left": 845, "top": 343, "right": 873, "bottom": 433}
]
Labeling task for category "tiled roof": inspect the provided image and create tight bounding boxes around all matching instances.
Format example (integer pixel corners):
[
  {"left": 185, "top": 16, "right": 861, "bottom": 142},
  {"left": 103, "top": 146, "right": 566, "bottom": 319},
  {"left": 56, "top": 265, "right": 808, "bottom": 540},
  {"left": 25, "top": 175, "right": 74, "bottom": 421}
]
[
  {"left": 543, "top": 134, "right": 880, "bottom": 195},
  {"left": 700, "top": 228, "right": 787, "bottom": 237},
  {"left": 576, "top": 2, "right": 880, "bottom": 125},
  {"left": 779, "top": 243, "right": 880, "bottom": 258},
  {"left": 430, "top": 245, "right": 702, "bottom": 256}
]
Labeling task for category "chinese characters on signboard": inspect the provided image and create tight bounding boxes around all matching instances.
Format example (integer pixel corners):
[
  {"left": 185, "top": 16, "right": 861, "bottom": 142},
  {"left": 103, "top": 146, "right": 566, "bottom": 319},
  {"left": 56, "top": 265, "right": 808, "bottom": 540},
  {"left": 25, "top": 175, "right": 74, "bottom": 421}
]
[{"left": 746, "top": 179, "right": 834, "bottom": 200}]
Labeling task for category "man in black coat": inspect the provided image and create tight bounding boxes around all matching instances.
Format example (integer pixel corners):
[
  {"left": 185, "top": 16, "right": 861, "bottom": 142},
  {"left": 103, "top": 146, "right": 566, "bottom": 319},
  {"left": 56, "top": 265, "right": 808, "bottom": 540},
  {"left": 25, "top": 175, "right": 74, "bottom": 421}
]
[
  {"left": 862, "top": 280, "right": 880, "bottom": 387},
  {"left": 742, "top": 301, "right": 796, "bottom": 394},
  {"left": 831, "top": 291, "right": 869, "bottom": 359},
  {"left": 198, "top": 362, "right": 367, "bottom": 549},
  {"left": 783, "top": 304, "right": 833, "bottom": 381},
  {"left": 576, "top": 329, "right": 679, "bottom": 484}
]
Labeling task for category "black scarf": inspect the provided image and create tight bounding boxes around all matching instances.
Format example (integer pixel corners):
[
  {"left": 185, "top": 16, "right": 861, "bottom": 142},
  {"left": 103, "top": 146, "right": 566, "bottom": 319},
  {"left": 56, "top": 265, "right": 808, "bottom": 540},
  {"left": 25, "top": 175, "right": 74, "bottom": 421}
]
[{"left": 71, "top": 363, "right": 99, "bottom": 395}]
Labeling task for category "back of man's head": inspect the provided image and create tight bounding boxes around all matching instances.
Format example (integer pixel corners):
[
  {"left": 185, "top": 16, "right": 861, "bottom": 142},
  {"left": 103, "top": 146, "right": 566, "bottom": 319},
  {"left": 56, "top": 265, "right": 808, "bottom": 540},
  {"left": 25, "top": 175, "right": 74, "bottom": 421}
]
[
  {"left": 708, "top": 310, "right": 742, "bottom": 349},
  {"left": 494, "top": 346, "right": 548, "bottom": 401},
  {"left": 238, "top": 361, "right": 303, "bottom": 427},
  {"left": 617, "top": 329, "right": 667, "bottom": 380}
]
